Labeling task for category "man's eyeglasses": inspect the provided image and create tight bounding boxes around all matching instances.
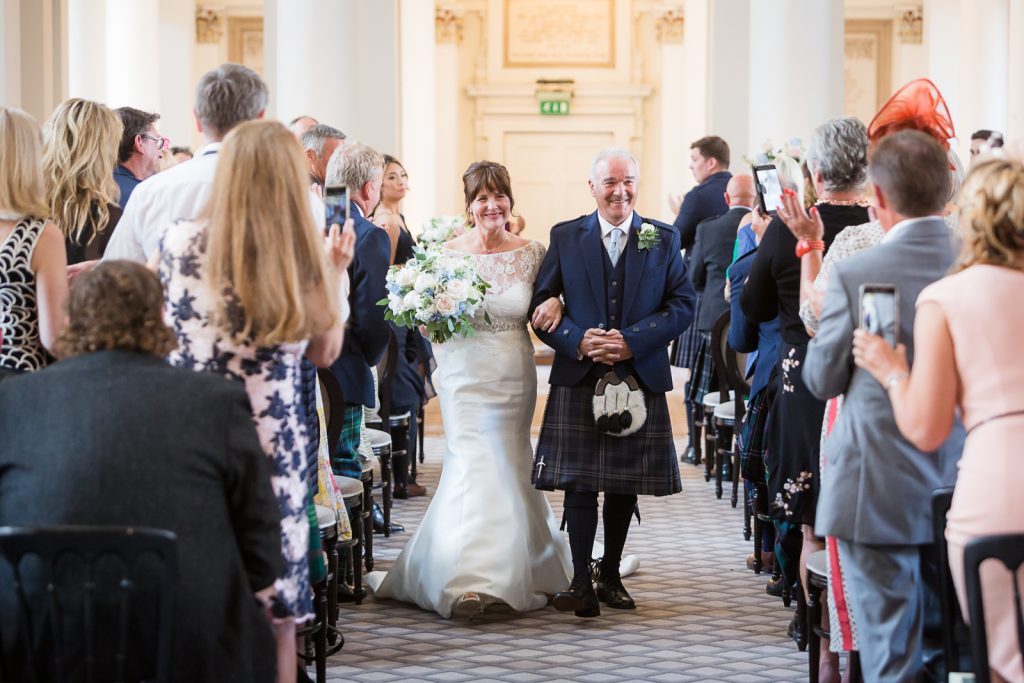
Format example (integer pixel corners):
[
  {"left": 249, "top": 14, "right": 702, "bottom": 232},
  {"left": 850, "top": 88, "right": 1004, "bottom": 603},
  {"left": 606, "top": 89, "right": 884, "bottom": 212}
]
[{"left": 140, "top": 134, "right": 169, "bottom": 150}]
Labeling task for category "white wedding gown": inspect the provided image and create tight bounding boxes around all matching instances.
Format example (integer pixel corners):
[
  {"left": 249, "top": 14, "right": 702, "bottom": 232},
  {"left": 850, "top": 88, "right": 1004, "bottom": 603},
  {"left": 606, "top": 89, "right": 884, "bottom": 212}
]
[{"left": 366, "top": 241, "right": 574, "bottom": 617}]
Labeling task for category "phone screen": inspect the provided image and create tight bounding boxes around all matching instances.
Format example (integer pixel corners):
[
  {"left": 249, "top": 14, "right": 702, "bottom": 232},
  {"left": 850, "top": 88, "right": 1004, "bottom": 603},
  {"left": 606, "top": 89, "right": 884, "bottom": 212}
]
[
  {"left": 859, "top": 285, "right": 899, "bottom": 347},
  {"left": 323, "top": 185, "right": 349, "bottom": 231},
  {"left": 753, "top": 165, "right": 784, "bottom": 214}
]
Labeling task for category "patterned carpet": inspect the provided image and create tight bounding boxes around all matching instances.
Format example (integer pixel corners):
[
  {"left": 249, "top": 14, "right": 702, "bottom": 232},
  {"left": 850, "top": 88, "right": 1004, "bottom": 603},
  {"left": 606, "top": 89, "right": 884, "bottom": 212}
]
[{"left": 325, "top": 369, "right": 810, "bottom": 682}]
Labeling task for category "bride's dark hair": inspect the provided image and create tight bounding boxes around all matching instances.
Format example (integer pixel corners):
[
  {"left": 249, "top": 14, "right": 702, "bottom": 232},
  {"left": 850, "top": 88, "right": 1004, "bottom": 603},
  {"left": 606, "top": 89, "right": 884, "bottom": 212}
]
[{"left": 462, "top": 161, "right": 515, "bottom": 214}]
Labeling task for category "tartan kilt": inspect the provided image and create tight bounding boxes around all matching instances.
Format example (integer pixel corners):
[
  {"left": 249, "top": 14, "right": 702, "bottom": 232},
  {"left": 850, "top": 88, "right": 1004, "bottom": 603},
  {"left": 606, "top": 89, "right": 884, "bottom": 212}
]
[
  {"left": 738, "top": 382, "right": 773, "bottom": 482},
  {"left": 685, "top": 332, "right": 715, "bottom": 404},
  {"left": 533, "top": 383, "right": 681, "bottom": 497},
  {"left": 671, "top": 291, "right": 703, "bottom": 368}
]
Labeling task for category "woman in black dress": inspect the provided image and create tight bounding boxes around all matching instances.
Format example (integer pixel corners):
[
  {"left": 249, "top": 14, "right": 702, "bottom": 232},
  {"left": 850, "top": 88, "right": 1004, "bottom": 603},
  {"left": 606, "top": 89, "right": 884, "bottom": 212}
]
[
  {"left": 42, "top": 98, "right": 123, "bottom": 266},
  {"left": 739, "top": 117, "right": 870, "bottom": 609},
  {"left": 371, "top": 155, "right": 431, "bottom": 497}
]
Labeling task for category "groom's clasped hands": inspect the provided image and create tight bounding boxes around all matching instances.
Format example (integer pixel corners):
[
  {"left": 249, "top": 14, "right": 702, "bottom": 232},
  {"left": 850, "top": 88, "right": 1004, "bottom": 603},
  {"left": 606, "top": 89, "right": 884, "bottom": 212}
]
[{"left": 579, "top": 328, "right": 633, "bottom": 365}]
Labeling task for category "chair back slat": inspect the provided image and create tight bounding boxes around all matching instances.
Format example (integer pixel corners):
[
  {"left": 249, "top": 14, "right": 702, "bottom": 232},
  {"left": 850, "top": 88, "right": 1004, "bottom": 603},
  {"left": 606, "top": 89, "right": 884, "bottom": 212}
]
[
  {"left": 963, "top": 532, "right": 1024, "bottom": 683},
  {"left": 0, "top": 526, "right": 178, "bottom": 683},
  {"left": 931, "top": 487, "right": 963, "bottom": 674}
]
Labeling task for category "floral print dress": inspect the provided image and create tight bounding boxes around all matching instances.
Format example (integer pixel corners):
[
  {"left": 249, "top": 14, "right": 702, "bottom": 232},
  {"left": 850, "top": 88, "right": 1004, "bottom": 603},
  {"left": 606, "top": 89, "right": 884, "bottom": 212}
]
[{"left": 159, "top": 220, "right": 313, "bottom": 621}]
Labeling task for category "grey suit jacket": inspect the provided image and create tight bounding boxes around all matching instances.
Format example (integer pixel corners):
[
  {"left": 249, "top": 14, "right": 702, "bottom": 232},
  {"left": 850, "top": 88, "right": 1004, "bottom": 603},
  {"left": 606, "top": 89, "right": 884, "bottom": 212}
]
[{"left": 803, "top": 217, "right": 964, "bottom": 545}]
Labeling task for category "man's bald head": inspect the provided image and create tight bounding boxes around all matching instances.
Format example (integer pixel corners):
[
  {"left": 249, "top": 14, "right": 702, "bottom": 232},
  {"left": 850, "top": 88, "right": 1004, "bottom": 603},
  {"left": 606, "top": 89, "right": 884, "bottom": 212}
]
[{"left": 725, "top": 175, "right": 756, "bottom": 208}]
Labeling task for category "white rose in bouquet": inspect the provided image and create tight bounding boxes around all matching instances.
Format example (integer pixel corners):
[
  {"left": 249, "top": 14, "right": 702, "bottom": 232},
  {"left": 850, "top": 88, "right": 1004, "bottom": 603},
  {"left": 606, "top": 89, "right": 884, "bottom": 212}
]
[
  {"left": 435, "top": 294, "right": 459, "bottom": 316},
  {"left": 388, "top": 294, "right": 408, "bottom": 314},
  {"left": 413, "top": 272, "right": 437, "bottom": 292},
  {"left": 445, "top": 278, "right": 470, "bottom": 302},
  {"left": 396, "top": 266, "right": 419, "bottom": 288},
  {"left": 402, "top": 291, "right": 421, "bottom": 311}
]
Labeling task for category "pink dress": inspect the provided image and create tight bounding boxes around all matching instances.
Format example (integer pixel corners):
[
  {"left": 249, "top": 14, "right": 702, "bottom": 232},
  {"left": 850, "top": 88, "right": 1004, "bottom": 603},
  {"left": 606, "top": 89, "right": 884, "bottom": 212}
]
[{"left": 919, "top": 264, "right": 1024, "bottom": 683}]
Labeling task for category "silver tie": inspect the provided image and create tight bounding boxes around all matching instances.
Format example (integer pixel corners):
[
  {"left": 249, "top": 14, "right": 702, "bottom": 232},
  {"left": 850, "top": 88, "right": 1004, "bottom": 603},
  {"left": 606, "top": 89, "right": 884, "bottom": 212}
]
[{"left": 608, "top": 227, "right": 622, "bottom": 266}]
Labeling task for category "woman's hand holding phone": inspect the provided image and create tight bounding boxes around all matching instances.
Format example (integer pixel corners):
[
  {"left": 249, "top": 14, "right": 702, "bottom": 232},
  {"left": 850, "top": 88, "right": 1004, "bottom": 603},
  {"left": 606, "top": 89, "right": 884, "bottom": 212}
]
[
  {"left": 750, "top": 207, "right": 772, "bottom": 243},
  {"left": 776, "top": 188, "right": 824, "bottom": 241},
  {"left": 326, "top": 219, "right": 356, "bottom": 271}
]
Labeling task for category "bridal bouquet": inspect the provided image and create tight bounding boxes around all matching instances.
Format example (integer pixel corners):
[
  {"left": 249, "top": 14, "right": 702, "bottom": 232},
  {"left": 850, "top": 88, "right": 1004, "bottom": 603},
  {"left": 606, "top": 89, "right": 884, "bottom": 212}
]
[
  {"left": 418, "top": 215, "right": 467, "bottom": 245},
  {"left": 379, "top": 247, "right": 491, "bottom": 343}
]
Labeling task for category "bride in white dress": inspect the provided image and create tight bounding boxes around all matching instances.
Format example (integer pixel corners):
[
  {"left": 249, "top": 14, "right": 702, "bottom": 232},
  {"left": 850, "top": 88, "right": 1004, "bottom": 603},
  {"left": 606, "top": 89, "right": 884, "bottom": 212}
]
[{"left": 367, "top": 162, "right": 573, "bottom": 617}]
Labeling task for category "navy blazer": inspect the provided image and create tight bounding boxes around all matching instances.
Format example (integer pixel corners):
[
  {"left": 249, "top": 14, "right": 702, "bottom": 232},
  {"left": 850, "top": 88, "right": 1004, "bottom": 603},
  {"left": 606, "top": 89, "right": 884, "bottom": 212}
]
[
  {"left": 330, "top": 202, "right": 391, "bottom": 407},
  {"left": 673, "top": 171, "right": 731, "bottom": 251},
  {"left": 530, "top": 211, "right": 696, "bottom": 393},
  {"left": 727, "top": 248, "right": 780, "bottom": 398}
]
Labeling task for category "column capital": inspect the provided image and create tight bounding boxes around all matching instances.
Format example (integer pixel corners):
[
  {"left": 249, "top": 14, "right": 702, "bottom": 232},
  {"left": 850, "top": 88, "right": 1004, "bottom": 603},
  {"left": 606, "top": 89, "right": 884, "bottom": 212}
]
[
  {"left": 436, "top": 7, "right": 464, "bottom": 44},
  {"left": 195, "top": 7, "right": 223, "bottom": 44},
  {"left": 656, "top": 7, "right": 684, "bottom": 43},
  {"left": 897, "top": 5, "right": 923, "bottom": 44}
]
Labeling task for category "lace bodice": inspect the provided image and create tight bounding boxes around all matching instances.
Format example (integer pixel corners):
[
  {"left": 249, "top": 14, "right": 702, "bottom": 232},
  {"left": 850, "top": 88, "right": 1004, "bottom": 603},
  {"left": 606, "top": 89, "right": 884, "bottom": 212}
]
[{"left": 444, "top": 240, "right": 545, "bottom": 333}]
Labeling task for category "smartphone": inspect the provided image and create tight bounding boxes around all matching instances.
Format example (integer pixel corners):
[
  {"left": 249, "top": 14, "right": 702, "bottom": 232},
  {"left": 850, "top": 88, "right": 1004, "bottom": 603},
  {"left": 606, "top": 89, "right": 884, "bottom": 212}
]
[
  {"left": 323, "top": 184, "right": 349, "bottom": 232},
  {"left": 858, "top": 284, "right": 899, "bottom": 347},
  {"left": 752, "top": 164, "right": 784, "bottom": 214}
]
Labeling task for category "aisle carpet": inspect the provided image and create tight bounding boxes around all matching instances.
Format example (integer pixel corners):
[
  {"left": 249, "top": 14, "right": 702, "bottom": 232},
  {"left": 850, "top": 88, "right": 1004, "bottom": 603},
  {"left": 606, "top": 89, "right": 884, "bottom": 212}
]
[{"left": 325, "top": 368, "right": 811, "bottom": 682}]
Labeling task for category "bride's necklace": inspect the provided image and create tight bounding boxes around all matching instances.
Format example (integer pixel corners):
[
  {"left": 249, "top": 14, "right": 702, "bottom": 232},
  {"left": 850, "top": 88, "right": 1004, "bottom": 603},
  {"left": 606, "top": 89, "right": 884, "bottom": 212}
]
[{"left": 480, "top": 231, "right": 509, "bottom": 254}]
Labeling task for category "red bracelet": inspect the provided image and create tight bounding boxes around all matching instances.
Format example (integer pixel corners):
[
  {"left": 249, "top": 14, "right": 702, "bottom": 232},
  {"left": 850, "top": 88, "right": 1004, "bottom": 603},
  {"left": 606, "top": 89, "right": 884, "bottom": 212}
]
[{"left": 795, "top": 239, "right": 825, "bottom": 258}]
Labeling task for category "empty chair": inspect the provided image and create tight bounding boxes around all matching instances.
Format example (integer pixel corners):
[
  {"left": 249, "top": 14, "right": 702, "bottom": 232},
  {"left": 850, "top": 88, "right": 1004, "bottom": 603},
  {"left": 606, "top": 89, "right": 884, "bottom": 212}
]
[{"left": 0, "top": 525, "right": 177, "bottom": 683}]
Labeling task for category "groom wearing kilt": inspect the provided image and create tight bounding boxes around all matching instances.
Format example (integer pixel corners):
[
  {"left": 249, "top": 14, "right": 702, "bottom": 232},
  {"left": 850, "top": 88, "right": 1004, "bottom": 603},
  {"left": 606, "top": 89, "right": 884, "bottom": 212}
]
[{"left": 530, "top": 147, "right": 695, "bottom": 617}]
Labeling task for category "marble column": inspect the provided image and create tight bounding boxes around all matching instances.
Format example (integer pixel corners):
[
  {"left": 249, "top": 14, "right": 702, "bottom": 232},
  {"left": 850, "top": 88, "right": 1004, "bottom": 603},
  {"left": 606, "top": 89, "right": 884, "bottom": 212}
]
[
  {"left": 747, "top": 0, "right": 844, "bottom": 153},
  {"left": 398, "top": 0, "right": 436, "bottom": 229},
  {"left": 67, "top": 0, "right": 107, "bottom": 102},
  {"left": 0, "top": 0, "right": 22, "bottom": 109},
  {"left": 434, "top": 6, "right": 462, "bottom": 217},
  {"left": 157, "top": 0, "right": 195, "bottom": 149},
  {"left": 957, "top": 0, "right": 1009, "bottom": 151},
  {"left": 268, "top": 0, "right": 355, "bottom": 131},
  {"left": 1006, "top": 0, "right": 1024, "bottom": 143},
  {"left": 656, "top": 6, "right": 686, "bottom": 208},
  {"left": 105, "top": 0, "right": 160, "bottom": 111}
]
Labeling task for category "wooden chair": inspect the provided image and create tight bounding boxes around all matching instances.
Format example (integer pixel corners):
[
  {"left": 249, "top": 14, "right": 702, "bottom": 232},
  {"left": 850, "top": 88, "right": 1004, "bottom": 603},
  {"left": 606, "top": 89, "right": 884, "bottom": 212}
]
[
  {"left": 805, "top": 549, "right": 861, "bottom": 682},
  {"left": 963, "top": 533, "right": 1024, "bottom": 683},
  {"left": 0, "top": 525, "right": 177, "bottom": 683},
  {"left": 299, "top": 506, "right": 346, "bottom": 683},
  {"left": 709, "top": 311, "right": 749, "bottom": 504},
  {"left": 931, "top": 488, "right": 971, "bottom": 678}
]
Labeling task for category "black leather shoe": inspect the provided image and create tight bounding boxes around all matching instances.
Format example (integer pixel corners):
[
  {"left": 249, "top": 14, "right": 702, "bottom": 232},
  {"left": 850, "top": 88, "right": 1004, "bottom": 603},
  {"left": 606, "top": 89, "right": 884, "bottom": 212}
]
[
  {"left": 593, "top": 567, "right": 636, "bottom": 610},
  {"left": 765, "top": 574, "right": 785, "bottom": 597},
  {"left": 372, "top": 502, "right": 405, "bottom": 535},
  {"left": 552, "top": 574, "right": 600, "bottom": 617},
  {"left": 681, "top": 445, "right": 695, "bottom": 464}
]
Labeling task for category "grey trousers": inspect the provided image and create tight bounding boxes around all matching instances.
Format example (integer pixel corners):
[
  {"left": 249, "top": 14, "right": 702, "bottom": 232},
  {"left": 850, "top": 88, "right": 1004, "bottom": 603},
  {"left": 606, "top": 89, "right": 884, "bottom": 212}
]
[{"left": 837, "top": 539, "right": 925, "bottom": 683}]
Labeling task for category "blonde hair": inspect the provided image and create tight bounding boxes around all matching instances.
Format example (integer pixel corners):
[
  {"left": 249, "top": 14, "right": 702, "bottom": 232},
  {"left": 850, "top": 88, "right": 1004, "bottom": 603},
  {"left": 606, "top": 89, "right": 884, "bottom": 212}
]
[
  {"left": 956, "top": 158, "right": 1024, "bottom": 272},
  {"left": 203, "top": 119, "right": 339, "bottom": 345},
  {"left": 773, "top": 153, "right": 805, "bottom": 206},
  {"left": 43, "top": 98, "right": 122, "bottom": 246},
  {"left": 326, "top": 140, "right": 384, "bottom": 193},
  {"left": 0, "top": 107, "right": 48, "bottom": 219}
]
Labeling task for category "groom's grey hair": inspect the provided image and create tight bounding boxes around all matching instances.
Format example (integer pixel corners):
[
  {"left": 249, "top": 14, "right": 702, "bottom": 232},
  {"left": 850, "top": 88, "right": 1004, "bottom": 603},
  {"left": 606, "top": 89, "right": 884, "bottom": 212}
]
[{"left": 590, "top": 147, "right": 640, "bottom": 184}]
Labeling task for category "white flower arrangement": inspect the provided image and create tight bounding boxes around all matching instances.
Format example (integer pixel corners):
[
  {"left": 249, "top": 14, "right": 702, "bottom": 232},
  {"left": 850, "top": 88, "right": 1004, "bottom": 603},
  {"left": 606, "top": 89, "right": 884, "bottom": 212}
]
[
  {"left": 418, "top": 215, "right": 467, "bottom": 245},
  {"left": 378, "top": 246, "right": 491, "bottom": 343},
  {"left": 742, "top": 137, "right": 804, "bottom": 166}
]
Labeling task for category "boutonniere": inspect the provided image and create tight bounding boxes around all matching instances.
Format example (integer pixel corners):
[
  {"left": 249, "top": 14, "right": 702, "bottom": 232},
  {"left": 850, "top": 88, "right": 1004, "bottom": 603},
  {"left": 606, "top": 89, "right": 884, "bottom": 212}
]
[{"left": 637, "top": 223, "right": 659, "bottom": 251}]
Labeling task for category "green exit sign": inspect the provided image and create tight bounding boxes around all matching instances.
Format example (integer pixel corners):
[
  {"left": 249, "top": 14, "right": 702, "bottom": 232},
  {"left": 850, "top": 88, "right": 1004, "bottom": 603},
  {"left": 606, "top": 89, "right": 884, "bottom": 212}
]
[{"left": 539, "top": 99, "right": 570, "bottom": 116}]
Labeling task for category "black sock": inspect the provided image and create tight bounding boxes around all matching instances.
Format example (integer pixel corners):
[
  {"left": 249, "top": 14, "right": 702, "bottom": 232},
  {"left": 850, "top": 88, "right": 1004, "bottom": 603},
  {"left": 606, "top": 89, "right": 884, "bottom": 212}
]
[
  {"left": 600, "top": 493, "right": 637, "bottom": 576},
  {"left": 563, "top": 492, "right": 599, "bottom": 579}
]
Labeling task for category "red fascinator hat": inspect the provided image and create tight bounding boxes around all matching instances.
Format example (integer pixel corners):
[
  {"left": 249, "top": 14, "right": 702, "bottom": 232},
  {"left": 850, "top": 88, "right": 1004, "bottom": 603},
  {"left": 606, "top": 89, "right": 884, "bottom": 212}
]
[{"left": 867, "top": 78, "right": 956, "bottom": 150}]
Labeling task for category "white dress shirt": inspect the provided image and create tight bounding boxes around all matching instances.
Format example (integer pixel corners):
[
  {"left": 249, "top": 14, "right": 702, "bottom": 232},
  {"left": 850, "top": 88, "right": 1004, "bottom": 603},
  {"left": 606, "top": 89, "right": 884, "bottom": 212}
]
[
  {"left": 597, "top": 210, "right": 635, "bottom": 259},
  {"left": 104, "top": 142, "right": 326, "bottom": 263}
]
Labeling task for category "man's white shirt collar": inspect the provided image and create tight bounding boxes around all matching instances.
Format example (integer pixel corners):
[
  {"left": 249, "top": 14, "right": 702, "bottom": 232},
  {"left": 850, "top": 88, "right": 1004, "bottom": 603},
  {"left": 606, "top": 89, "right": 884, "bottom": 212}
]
[
  {"left": 598, "top": 210, "right": 635, "bottom": 237},
  {"left": 195, "top": 141, "right": 222, "bottom": 157}
]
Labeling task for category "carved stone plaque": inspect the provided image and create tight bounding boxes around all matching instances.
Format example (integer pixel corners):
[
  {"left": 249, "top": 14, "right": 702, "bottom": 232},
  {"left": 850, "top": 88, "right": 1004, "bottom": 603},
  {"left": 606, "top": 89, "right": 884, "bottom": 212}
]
[{"left": 503, "top": 0, "right": 615, "bottom": 68}]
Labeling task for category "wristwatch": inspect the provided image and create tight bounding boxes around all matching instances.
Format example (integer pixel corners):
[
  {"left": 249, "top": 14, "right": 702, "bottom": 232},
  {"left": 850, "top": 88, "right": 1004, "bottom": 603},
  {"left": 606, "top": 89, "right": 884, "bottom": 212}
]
[{"left": 795, "top": 239, "right": 826, "bottom": 258}]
